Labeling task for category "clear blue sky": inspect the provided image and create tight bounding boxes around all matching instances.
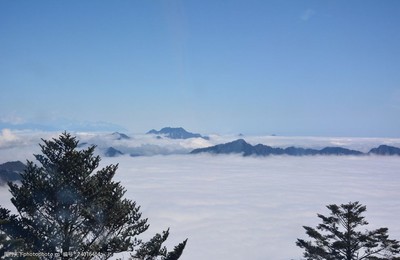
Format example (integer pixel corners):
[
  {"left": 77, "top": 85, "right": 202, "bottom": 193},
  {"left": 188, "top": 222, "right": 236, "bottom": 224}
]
[{"left": 1, "top": 0, "right": 399, "bottom": 137}]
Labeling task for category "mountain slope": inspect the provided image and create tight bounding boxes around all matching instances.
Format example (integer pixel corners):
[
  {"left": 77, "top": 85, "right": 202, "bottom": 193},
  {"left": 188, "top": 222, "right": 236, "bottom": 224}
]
[
  {"left": 191, "top": 139, "right": 253, "bottom": 155},
  {"left": 111, "top": 132, "right": 131, "bottom": 140},
  {"left": 104, "top": 147, "right": 124, "bottom": 157},
  {"left": 191, "top": 139, "right": 380, "bottom": 156},
  {"left": 147, "top": 127, "right": 209, "bottom": 140},
  {"left": 369, "top": 145, "right": 400, "bottom": 155},
  {"left": 0, "top": 161, "right": 26, "bottom": 185}
]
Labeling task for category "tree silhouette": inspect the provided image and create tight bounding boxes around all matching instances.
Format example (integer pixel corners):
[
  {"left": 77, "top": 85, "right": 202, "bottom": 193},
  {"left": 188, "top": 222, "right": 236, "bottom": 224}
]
[
  {"left": 296, "top": 201, "right": 400, "bottom": 260},
  {"left": 0, "top": 132, "right": 186, "bottom": 259}
]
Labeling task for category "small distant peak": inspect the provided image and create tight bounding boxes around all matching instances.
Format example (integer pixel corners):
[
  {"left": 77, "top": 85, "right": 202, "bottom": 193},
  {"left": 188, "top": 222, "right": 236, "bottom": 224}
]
[
  {"left": 161, "top": 126, "right": 184, "bottom": 131},
  {"left": 146, "top": 127, "right": 207, "bottom": 140},
  {"left": 319, "top": 147, "right": 363, "bottom": 155},
  {"left": 0, "top": 161, "right": 26, "bottom": 172},
  {"left": 230, "top": 138, "right": 249, "bottom": 145},
  {"left": 147, "top": 129, "right": 158, "bottom": 134},
  {"left": 104, "top": 147, "right": 124, "bottom": 157},
  {"left": 0, "top": 161, "right": 26, "bottom": 185},
  {"left": 369, "top": 145, "right": 400, "bottom": 155},
  {"left": 111, "top": 132, "right": 131, "bottom": 140}
]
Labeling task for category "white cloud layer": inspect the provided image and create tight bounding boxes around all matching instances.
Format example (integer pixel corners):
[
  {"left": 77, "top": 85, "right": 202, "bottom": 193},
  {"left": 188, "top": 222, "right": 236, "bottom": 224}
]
[
  {"left": 1, "top": 131, "right": 400, "bottom": 259},
  {"left": 107, "top": 155, "right": 400, "bottom": 259},
  {"left": 0, "top": 129, "right": 18, "bottom": 143},
  {"left": 0, "top": 115, "right": 25, "bottom": 125},
  {"left": 1, "top": 130, "right": 400, "bottom": 163}
]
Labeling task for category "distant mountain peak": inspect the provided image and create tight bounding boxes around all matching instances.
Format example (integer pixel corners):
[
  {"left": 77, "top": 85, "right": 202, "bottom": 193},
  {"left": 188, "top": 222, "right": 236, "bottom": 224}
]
[
  {"left": 111, "top": 132, "right": 131, "bottom": 140},
  {"left": 104, "top": 147, "right": 124, "bottom": 157},
  {"left": 191, "top": 138, "right": 254, "bottom": 155},
  {"left": 369, "top": 145, "right": 400, "bottom": 155},
  {"left": 146, "top": 127, "right": 209, "bottom": 140},
  {"left": 0, "top": 161, "right": 26, "bottom": 172},
  {"left": 0, "top": 161, "right": 26, "bottom": 185},
  {"left": 225, "top": 139, "right": 251, "bottom": 148},
  {"left": 190, "top": 139, "right": 396, "bottom": 157},
  {"left": 319, "top": 146, "right": 363, "bottom": 155}
]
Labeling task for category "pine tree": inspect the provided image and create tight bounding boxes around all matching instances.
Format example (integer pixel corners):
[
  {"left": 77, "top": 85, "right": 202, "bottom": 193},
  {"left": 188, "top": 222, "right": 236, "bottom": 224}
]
[
  {"left": 296, "top": 201, "right": 400, "bottom": 260},
  {"left": 132, "top": 228, "right": 187, "bottom": 260},
  {"left": 0, "top": 208, "right": 26, "bottom": 259},
  {"left": 0, "top": 132, "right": 186, "bottom": 259}
]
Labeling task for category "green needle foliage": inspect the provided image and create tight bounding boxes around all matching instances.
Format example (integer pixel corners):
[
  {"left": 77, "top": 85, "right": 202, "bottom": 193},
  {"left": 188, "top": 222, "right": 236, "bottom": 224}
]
[
  {"left": 132, "top": 228, "right": 187, "bottom": 260},
  {"left": 296, "top": 201, "right": 400, "bottom": 260},
  {"left": 0, "top": 132, "right": 187, "bottom": 259}
]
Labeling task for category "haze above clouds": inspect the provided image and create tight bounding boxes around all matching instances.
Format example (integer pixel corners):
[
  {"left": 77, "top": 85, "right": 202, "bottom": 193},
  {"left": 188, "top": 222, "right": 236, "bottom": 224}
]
[{"left": 2, "top": 130, "right": 400, "bottom": 163}]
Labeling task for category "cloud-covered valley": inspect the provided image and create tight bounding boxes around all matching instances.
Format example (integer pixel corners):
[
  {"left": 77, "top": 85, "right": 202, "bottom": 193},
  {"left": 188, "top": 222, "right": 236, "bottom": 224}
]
[
  {"left": 1, "top": 129, "right": 400, "bottom": 259},
  {"left": 1, "top": 129, "right": 400, "bottom": 162}
]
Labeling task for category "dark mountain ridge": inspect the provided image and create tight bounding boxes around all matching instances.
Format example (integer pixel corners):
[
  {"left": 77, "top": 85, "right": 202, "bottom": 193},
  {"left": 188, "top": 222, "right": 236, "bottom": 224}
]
[
  {"left": 0, "top": 161, "right": 26, "bottom": 185},
  {"left": 147, "top": 127, "right": 209, "bottom": 140},
  {"left": 368, "top": 145, "right": 400, "bottom": 155},
  {"left": 111, "top": 132, "right": 131, "bottom": 140},
  {"left": 104, "top": 147, "right": 124, "bottom": 157},
  {"left": 191, "top": 139, "right": 399, "bottom": 156}
]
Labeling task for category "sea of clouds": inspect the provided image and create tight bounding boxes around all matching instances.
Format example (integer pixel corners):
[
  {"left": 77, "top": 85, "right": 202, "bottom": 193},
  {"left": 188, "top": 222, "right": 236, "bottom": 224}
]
[
  {"left": 1, "top": 130, "right": 400, "bottom": 259},
  {"left": 2, "top": 129, "right": 400, "bottom": 161}
]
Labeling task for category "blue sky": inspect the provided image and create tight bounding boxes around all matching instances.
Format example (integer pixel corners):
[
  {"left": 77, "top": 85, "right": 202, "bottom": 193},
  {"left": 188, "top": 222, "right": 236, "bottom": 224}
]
[{"left": 1, "top": 0, "right": 399, "bottom": 137}]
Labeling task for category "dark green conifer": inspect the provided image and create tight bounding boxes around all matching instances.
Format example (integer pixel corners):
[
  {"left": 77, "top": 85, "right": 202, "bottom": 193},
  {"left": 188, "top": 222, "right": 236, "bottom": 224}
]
[
  {"left": 0, "top": 208, "right": 26, "bottom": 259},
  {"left": 133, "top": 228, "right": 187, "bottom": 260},
  {"left": 0, "top": 132, "right": 186, "bottom": 259},
  {"left": 296, "top": 201, "right": 400, "bottom": 260}
]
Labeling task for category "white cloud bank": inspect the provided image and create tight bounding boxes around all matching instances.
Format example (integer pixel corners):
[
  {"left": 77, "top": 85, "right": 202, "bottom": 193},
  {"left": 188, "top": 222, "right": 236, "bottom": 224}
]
[
  {"left": 0, "top": 129, "right": 18, "bottom": 143},
  {"left": 1, "top": 132, "right": 400, "bottom": 259},
  {"left": 102, "top": 154, "right": 399, "bottom": 260},
  {"left": 1, "top": 130, "right": 400, "bottom": 163}
]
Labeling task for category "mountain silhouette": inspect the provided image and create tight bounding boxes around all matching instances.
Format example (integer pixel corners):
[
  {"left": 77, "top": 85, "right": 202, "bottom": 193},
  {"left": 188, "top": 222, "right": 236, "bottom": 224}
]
[
  {"left": 369, "top": 145, "right": 400, "bottom": 155},
  {"left": 147, "top": 127, "right": 209, "bottom": 140},
  {"left": 0, "top": 161, "right": 26, "bottom": 185},
  {"left": 191, "top": 139, "right": 395, "bottom": 156}
]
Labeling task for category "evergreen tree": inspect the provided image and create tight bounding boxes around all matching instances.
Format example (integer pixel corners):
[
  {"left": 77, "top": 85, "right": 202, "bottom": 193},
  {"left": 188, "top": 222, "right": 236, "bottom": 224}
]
[
  {"left": 0, "top": 208, "right": 26, "bottom": 259},
  {"left": 132, "top": 228, "right": 187, "bottom": 260},
  {"left": 296, "top": 201, "right": 400, "bottom": 260},
  {"left": 0, "top": 132, "right": 186, "bottom": 259}
]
